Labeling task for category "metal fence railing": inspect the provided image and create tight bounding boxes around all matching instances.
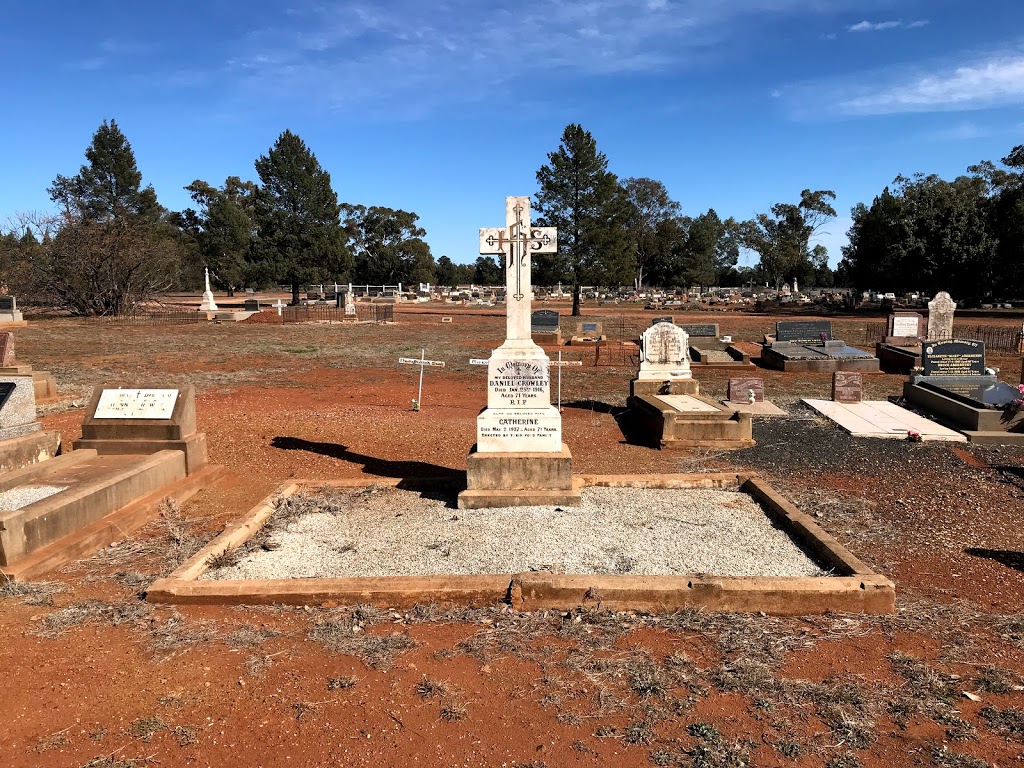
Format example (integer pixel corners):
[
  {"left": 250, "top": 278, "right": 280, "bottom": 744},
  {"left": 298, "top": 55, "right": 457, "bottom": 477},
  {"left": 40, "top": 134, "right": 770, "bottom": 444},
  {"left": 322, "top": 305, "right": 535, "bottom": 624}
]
[
  {"left": 281, "top": 304, "right": 393, "bottom": 324},
  {"left": 952, "top": 324, "right": 1024, "bottom": 354},
  {"left": 101, "top": 311, "right": 203, "bottom": 326}
]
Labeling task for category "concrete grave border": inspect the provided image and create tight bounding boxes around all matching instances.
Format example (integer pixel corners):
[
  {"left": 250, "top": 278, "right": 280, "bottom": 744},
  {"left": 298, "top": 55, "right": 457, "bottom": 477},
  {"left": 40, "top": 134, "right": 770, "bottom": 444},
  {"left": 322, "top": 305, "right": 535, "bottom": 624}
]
[{"left": 147, "top": 474, "right": 894, "bottom": 615}]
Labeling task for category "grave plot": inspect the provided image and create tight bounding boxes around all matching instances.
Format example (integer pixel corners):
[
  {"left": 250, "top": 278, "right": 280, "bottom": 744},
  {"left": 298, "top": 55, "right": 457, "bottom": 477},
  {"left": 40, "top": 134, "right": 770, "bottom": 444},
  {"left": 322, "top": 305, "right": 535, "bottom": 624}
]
[
  {"left": 0, "top": 331, "right": 59, "bottom": 403},
  {"left": 0, "top": 384, "right": 221, "bottom": 580},
  {"left": 761, "top": 320, "right": 880, "bottom": 373},
  {"left": 148, "top": 474, "right": 894, "bottom": 616},
  {"left": 902, "top": 339, "right": 1024, "bottom": 444},
  {"left": 627, "top": 323, "right": 754, "bottom": 449},
  {"left": 678, "top": 323, "right": 755, "bottom": 369}
]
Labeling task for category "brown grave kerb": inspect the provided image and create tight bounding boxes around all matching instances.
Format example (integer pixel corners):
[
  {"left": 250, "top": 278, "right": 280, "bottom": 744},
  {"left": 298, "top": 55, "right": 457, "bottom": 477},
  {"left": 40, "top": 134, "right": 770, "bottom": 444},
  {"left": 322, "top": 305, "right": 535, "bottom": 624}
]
[{"left": 147, "top": 474, "right": 894, "bottom": 615}]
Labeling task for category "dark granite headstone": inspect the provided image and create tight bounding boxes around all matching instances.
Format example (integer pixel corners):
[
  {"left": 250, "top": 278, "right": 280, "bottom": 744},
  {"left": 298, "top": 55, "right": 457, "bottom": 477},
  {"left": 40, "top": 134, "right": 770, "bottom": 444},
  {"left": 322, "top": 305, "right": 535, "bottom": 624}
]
[
  {"left": 679, "top": 323, "right": 719, "bottom": 338},
  {"left": 775, "top": 320, "right": 833, "bottom": 344},
  {"left": 0, "top": 381, "right": 15, "bottom": 412},
  {"left": 0, "top": 296, "right": 15, "bottom": 312},
  {"left": 581, "top": 322, "right": 599, "bottom": 334},
  {"left": 243, "top": 298, "right": 260, "bottom": 312},
  {"left": 921, "top": 339, "right": 986, "bottom": 377},
  {"left": 531, "top": 310, "right": 560, "bottom": 333},
  {"left": 920, "top": 380, "right": 1022, "bottom": 410},
  {"left": 651, "top": 316, "right": 674, "bottom": 326},
  {"left": 728, "top": 377, "right": 764, "bottom": 403},
  {"left": 832, "top": 371, "right": 862, "bottom": 403}
]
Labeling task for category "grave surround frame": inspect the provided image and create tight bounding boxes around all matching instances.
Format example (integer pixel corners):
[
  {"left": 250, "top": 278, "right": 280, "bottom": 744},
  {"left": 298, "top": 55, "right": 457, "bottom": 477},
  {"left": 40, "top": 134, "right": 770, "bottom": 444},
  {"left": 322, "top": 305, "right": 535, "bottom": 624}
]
[{"left": 147, "top": 475, "right": 895, "bottom": 616}]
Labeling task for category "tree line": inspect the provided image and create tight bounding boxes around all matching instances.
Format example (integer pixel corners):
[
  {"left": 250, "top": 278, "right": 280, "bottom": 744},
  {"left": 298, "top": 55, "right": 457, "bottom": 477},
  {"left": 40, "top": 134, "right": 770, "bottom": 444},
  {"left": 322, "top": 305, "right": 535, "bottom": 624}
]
[{"left": 2, "top": 118, "right": 1020, "bottom": 315}]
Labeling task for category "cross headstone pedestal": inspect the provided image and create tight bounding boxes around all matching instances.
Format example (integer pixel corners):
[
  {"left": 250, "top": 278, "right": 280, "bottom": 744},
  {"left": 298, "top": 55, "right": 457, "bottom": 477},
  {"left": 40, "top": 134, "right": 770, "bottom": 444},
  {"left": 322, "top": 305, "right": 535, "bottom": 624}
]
[
  {"left": 459, "top": 196, "right": 579, "bottom": 510},
  {"left": 272, "top": 299, "right": 286, "bottom": 316},
  {"left": 474, "top": 197, "right": 561, "bottom": 453}
]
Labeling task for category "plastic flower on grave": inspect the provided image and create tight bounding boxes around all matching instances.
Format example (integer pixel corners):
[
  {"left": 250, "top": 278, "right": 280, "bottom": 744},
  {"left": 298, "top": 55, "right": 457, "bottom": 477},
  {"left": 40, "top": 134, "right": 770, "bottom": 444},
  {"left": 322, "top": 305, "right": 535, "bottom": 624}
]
[{"left": 907, "top": 430, "right": 923, "bottom": 443}]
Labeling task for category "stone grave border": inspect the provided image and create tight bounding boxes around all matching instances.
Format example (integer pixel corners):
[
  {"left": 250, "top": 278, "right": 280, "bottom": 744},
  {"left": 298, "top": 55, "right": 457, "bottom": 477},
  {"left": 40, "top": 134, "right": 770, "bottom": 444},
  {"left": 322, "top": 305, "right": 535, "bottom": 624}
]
[{"left": 148, "top": 474, "right": 894, "bottom": 615}]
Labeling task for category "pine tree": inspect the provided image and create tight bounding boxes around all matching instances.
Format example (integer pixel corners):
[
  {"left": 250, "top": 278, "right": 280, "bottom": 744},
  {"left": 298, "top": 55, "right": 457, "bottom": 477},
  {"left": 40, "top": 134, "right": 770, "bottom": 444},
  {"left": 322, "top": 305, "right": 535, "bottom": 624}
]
[
  {"left": 49, "top": 119, "right": 160, "bottom": 222},
  {"left": 534, "top": 124, "right": 634, "bottom": 315},
  {"left": 251, "top": 130, "right": 351, "bottom": 303}
]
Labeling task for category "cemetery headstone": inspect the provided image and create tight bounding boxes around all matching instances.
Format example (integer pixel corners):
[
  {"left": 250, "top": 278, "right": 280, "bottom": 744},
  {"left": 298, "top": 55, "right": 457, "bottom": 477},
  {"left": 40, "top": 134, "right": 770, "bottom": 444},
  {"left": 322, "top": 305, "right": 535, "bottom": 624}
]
[
  {"left": 0, "top": 297, "right": 15, "bottom": 313},
  {"left": 887, "top": 312, "right": 925, "bottom": 340},
  {"left": 0, "top": 376, "right": 41, "bottom": 440},
  {"left": 75, "top": 384, "right": 208, "bottom": 474},
  {"left": 243, "top": 298, "right": 260, "bottom": 312},
  {"left": 832, "top": 371, "right": 863, "bottom": 403},
  {"left": 728, "top": 377, "right": 764, "bottom": 403},
  {"left": 651, "top": 316, "right": 674, "bottom": 326},
  {"left": 679, "top": 323, "right": 719, "bottom": 338},
  {"left": 775, "top": 320, "right": 833, "bottom": 344},
  {"left": 0, "top": 332, "right": 14, "bottom": 367},
  {"left": 921, "top": 339, "right": 985, "bottom": 377},
  {"left": 460, "top": 196, "right": 576, "bottom": 509},
  {"left": 531, "top": 310, "right": 560, "bottom": 335},
  {"left": 927, "top": 292, "right": 956, "bottom": 341},
  {"left": 637, "top": 322, "right": 691, "bottom": 381}
]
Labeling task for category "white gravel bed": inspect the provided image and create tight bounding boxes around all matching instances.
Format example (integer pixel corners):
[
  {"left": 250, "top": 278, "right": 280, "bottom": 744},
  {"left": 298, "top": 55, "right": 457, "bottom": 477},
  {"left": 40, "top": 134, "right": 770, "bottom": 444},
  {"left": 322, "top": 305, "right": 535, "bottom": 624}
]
[
  {"left": 0, "top": 485, "right": 68, "bottom": 510},
  {"left": 203, "top": 486, "right": 829, "bottom": 581}
]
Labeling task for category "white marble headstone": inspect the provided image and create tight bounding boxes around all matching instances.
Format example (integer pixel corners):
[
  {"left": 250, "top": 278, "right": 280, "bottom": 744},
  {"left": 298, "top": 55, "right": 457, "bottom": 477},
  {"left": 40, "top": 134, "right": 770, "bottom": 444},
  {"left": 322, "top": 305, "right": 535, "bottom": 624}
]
[{"left": 637, "top": 322, "right": 691, "bottom": 381}]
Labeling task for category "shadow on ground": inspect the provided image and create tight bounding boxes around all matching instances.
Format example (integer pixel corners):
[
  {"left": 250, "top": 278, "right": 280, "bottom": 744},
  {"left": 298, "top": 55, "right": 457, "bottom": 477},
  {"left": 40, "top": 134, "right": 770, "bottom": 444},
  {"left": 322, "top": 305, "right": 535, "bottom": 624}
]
[
  {"left": 562, "top": 399, "right": 659, "bottom": 449},
  {"left": 271, "top": 436, "right": 463, "bottom": 481},
  {"left": 965, "top": 547, "right": 1024, "bottom": 573}
]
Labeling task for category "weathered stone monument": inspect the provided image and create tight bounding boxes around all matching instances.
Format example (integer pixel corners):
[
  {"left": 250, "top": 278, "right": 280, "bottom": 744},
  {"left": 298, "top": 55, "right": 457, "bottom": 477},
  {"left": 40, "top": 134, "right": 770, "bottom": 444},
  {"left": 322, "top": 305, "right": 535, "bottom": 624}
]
[
  {"left": 876, "top": 312, "right": 927, "bottom": 373},
  {"left": 569, "top": 320, "right": 605, "bottom": 346},
  {"left": 927, "top": 291, "right": 956, "bottom": 341},
  {"left": 832, "top": 372, "right": 863, "bottom": 403},
  {"left": 458, "top": 197, "right": 581, "bottom": 510},
  {"left": 627, "top": 324, "right": 753, "bottom": 448},
  {"left": 0, "top": 296, "right": 25, "bottom": 327},
  {"left": 0, "top": 376, "right": 60, "bottom": 474},
  {"left": 0, "top": 332, "right": 58, "bottom": 402},
  {"left": 199, "top": 268, "right": 218, "bottom": 312}
]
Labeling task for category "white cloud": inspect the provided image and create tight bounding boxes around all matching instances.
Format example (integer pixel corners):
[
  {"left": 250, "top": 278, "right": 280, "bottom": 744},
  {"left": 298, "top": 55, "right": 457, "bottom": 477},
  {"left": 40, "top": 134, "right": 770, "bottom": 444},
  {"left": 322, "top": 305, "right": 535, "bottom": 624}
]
[
  {"left": 838, "top": 54, "right": 1024, "bottom": 115},
  {"left": 848, "top": 19, "right": 928, "bottom": 32},
  {"left": 216, "top": 0, "right": 873, "bottom": 117}
]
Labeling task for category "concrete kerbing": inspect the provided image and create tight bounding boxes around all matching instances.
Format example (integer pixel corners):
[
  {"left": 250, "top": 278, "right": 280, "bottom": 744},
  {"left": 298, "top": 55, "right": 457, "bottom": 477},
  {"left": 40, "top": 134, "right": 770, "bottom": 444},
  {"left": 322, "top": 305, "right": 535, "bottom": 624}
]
[
  {"left": 147, "top": 473, "right": 895, "bottom": 615},
  {"left": 0, "top": 463, "right": 224, "bottom": 581}
]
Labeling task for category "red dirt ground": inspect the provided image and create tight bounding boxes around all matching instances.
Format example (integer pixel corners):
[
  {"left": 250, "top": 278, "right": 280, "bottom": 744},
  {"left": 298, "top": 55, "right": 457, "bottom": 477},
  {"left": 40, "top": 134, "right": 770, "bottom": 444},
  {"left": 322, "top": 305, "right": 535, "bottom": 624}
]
[{"left": 3, "top": 305, "right": 1024, "bottom": 768}]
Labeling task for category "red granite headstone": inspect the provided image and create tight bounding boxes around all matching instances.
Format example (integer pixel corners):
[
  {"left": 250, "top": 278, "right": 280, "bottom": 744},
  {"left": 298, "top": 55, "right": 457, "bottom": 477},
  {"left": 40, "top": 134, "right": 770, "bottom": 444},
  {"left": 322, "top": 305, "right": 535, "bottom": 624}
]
[
  {"left": 832, "top": 371, "right": 863, "bottom": 403},
  {"left": 727, "top": 377, "right": 764, "bottom": 403}
]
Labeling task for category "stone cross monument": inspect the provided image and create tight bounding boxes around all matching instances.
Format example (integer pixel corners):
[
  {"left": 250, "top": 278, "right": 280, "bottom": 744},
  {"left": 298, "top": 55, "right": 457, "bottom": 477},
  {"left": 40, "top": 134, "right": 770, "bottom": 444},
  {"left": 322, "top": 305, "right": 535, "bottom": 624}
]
[{"left": 457, "top": 196, "right": 581, "bottom": 510}]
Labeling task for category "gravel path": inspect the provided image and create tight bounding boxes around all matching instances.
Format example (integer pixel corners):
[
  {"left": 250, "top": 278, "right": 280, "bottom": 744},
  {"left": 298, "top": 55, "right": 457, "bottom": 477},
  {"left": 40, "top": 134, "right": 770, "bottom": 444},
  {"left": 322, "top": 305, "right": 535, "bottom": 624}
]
[
  {"left": 204, "top": 487, "right": 827, "bottom": 580},
  {"left": 0, "top": 485, "right": 68, "bottom": 510}
]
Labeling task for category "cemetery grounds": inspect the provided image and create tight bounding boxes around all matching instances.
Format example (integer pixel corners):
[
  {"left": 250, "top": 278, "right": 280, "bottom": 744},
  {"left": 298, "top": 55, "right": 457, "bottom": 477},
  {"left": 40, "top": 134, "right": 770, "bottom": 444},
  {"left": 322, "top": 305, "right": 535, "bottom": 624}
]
[{"left": 3, "top": 306, "right": 1024, "bottom": 768}]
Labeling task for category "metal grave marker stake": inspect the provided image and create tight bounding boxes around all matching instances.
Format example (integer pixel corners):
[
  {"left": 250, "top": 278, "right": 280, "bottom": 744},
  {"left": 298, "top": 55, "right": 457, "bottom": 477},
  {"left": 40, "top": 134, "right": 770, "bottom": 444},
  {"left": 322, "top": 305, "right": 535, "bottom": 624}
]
[{"left": 398, "top": 349, "right": 445, "bottom": 410}]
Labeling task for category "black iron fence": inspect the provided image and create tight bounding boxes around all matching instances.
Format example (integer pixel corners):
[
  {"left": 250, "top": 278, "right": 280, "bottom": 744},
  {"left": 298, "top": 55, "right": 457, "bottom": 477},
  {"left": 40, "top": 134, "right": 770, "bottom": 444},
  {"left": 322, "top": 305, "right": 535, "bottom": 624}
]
[
  {"left": 952, "top": 323, "right": 1024, "bottom": 354},
  {"left": 100, "top": 311, "right": 203, "bottom": 326},
  {"left": 281, "top": 304, "right": 393, "bottom": 324}
]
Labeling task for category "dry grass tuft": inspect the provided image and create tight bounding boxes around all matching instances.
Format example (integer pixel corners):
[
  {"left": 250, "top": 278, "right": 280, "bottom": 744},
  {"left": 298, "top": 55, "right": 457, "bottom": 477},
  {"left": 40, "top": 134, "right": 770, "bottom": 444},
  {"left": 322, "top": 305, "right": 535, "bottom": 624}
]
[
  {"left": 327, "top": 675, "right": 358, "bottom": 690},
  {"left": 82, "top": 757, "right": 146, "bottom": 768},
  {"left": 34, "top": 599, "right": 150, "bottom": 638},
  {"left": 979, "top": 705, "right": 1024, "bottom": 740},
  {"left": 973, "top": 665, "right": 1016, "bottom": 694},
  {"left": 439, "top": 695, "right": 468, "bottom": 722},
  {"left": 146, "top": 613, "right": 218, "bottom": 657},
  {"left": 128, "top": 715, "right": 166, "bottom": 743},
  {"left": 35, "top": 728, "right": 71, "bottom": 752},
  {"left": 931, "top": 745, "right": 990, "bottom": 768},
  {"left": 0, "top": 577, "right": 67, "bottom": 606},
  {"left": 415, "top": 677, "right": 451, "bottom": 699},
  {"left": 308, "top": 622, "right": 418, "bottom": 669},
  {"left": 172, "top": 725, "right": 200, "bottom": 747},
  {"left": 224, "top": 624, "right": 280, "bottom": 649}
]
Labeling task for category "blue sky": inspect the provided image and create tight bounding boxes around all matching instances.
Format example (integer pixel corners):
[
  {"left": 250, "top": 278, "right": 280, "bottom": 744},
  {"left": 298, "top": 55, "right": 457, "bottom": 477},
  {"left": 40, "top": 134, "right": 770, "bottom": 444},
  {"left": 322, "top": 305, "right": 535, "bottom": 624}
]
[{"left": 2, "top": 0, "right": 1023, "bottom": 269}]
